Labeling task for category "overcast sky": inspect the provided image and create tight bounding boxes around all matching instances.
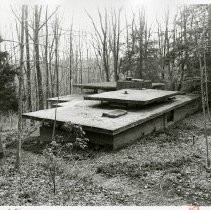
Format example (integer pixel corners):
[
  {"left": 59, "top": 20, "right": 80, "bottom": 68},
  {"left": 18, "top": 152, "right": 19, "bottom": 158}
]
[
  {"left": 1, "top": 0, "right": 211, "bottom": 48},
  {"left": 1, "top": 0, "right": 211, "bottom": 33}
]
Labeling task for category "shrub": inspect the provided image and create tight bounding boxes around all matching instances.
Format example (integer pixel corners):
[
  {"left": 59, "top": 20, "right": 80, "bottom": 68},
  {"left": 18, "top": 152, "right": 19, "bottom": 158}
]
[
  {"left": 43, "top": 123, "right": 89, "bottom": 194},
  {"left": 0, "top": 51, "right": 18, "bottom": 112}
]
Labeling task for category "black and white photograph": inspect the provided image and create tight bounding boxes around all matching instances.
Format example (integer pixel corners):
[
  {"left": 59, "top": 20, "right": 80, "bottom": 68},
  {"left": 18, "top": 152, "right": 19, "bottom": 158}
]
[{"left": 0, "top": 0, "right": 211, "bottom": 206}]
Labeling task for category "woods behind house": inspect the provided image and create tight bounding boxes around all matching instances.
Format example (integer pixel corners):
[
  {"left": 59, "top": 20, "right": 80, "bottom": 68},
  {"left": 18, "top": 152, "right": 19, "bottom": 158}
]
[{"left": 0, "top": 4, "right": 211, "bottom": 113}]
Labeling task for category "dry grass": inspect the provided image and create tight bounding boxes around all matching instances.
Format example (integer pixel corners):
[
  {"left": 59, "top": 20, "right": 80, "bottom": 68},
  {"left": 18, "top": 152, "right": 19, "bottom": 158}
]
[
  {"left": 0, "top": 111, "right": 18, "bottom": 131},
  {"left": 1, "top": 111, "right": 211, "bottom": 205}
]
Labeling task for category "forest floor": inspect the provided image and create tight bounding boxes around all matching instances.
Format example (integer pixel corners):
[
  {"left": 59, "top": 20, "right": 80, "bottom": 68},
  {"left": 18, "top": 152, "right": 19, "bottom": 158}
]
[{"left": 1, "top": 111, "right": 211, "bottom": 206}]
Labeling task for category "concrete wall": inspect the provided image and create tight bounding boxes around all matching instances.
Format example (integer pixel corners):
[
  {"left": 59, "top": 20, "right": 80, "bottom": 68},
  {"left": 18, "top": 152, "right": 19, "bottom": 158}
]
[
  {"left": 39, "top": 98, "right": 199, "bottom": 149},
  {"left": 113, "top": 115, "right": 165, "bottom": 149},
  {"left": 117, "top": 80, "right": 152, "bottom": 90},
  {"left": 113, "top": 99, "right": 199, "bottom": 149}
]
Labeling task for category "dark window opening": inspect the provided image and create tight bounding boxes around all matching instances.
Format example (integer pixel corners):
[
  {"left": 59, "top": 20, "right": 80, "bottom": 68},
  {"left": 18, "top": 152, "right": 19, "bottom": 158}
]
[{"left": 167, "top": 110, "right": 174, "bottom": 123}]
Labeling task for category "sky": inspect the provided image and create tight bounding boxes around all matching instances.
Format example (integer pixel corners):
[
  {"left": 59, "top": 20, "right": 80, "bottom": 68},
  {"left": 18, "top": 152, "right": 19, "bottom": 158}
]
[
  {"left": 1, "top": 0, "right": 211, "bottom": 50},
  {"left": 1, "top": 0, "right": 211, "bottom": 34}
]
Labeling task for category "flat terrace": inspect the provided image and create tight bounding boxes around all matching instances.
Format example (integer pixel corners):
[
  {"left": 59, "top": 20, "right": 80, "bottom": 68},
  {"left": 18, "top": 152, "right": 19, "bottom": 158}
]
[
  {"left": 23, "top": 94, "right": 199, "bottom": 149},
  {"left": 73, "top": 82, "right": 117, "bottom": 93},
  {"left": 47, "top": 94, "right": 85, "bottom": 108},
  {"left": 73, "top": 82, "right": 165, "bottom": 93},
  {"left": 84, "top": 89, "right": 179, "bottom": 105},
  {"left": 47, "top": 94, "right": 85, "bottom": 103}
]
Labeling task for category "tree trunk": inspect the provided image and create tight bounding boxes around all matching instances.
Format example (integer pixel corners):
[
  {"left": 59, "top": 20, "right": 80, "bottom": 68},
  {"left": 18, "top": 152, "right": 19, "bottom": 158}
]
[
  {"left": 25, "top": 5, "right": 32, "bottom": 112},
  {"left": 34, "top": 5, "right": 44, "bottom": 110},
  {"left": 86, "top": 9, "right": 110, "bottom": 82},
  {"left": 136, "top": 10, "right": 145, "bottom": 79},
  {"left": 0, "top": 133, "right": 4, "bottom": 159},
  {"left": 69, "top": 25, "right": 73, "bottom": 94},
  {"left": 208, "top": 4, "right": 211, "bottom": 80},
  {"left": 110, "top": 9, "right": 121, "bottom": 81},
  {"left": 54, "top": 15, "right": 59, "bottom": 97},
  {"left": 15, "top": 5, "right": 25, "bottom": 170},
  {"left": 199, "top": 52, "right": 211, "bottom": 169},
  {"left": 45, "top": 7, "right": 49, "bottom": 108}
]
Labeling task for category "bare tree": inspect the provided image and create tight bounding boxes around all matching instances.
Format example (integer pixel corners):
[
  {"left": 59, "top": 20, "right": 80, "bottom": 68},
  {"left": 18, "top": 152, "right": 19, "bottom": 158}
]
[
  {"left": 69, "top": 22, "right": 73, "bottom": 93},
  {"left": 53, "top": 14, "right": 61, "bottom": 97},
  {"left": 136, "top": 9, "right": 145, "bottom": 79},
  {"left": 49, "top": 36, "right": 55, "bottom": 97},
  {"left": 24, "top": 5, "right": 32, "bottom": 112},
  {"left": 90, "top": 34, "right": 103, "bottom": 81},
  {"left": 34, "top": 5, "right": 44, "bottom": 109},
  {"left": 86, "top": 9, "right": 110, "bottom": 81},
  {"left": 198, "top": 49, "right": 211, "bottom": 170},
  {"left": 15, "top": 5, "right": 25, "bottom": 170},
  {"left": 33, "top": 5, "right": 59, "bottom": 108},
  {"left": 109, "top": 8, "right": 122, "bottom": 81},
  {"left": 78, "top": 31, "right": 84, "bottom": 84},
  {"left": 45, "top": 6, "right": 50, "bottom": 108}
]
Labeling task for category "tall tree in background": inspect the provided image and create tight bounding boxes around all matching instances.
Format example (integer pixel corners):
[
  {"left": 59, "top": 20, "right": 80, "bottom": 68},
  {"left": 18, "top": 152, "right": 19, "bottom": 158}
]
[
  {"left": 15, "top": 5, "right": 25, "bottom": 170},
  {"left": 87, "top": 9, "right": 111, "bottom": 81},
  {"left": 3, "top": 4, "right": 211, "bottom": 104},
  {"left": 33, "top": 5, "right": 59, "bottom": 108},
  {"left": 78, "top": 31, "right": 83, "bottom": 84},
  {"left": 208, "top": 5, "right": 211, "bottom": 80},
  {"left": 121, "top": 9, "right": 159, "bottom": 81},
  {"left": 34, "top": 5, "right": 44, "bottom": 110},
  {"left": 69, "top": 23, "right": 73, "bottom": 94},
  {"left": 25, "top": 5, "right": 32, "bottom": 112},
  {"left": 45, "top": 6, "right": 49, "bottom": 108},
  {"left": 109, "top": 8, "right": 122, "bottom": 81},
  {"left": 122, "top": 12, "right": 136, "bottom": 77},
  {"left": 53, "top": 14, "right": 60, "bottom": 97},
  {"left": 136, "top": 9, "right": 145, "bottom": 78}
]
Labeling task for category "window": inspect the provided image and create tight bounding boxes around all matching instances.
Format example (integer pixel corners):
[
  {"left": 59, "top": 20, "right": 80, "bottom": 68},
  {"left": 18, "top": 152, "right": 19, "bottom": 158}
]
[{"left": 167, "top": 110, "right": 174, "bottom": 123}]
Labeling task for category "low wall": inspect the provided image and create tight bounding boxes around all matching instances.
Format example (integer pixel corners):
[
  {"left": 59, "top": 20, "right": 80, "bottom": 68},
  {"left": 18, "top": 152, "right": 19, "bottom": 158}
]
[
  {"left": 39, "top": 97, "right": 199, "bottom": 149},
  {"left": 113, "top": 98, "right": 199, "bottom": 149},
  {"left": 117, "top": 80, "right": 152, "bottom": 90}
]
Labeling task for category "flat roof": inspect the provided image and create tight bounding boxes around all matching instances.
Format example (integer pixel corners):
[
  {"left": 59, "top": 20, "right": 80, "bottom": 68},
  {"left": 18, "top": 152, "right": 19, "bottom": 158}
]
[
  {"left": 73, "top": 82, "right": 116, "bottom": 90},
  {"left": 73, "top": 82, "right": 164, "bottom": 90},
  {"left": 23, "top": 94, "right": 198, "bottom": 135},
  {"left": 84, "top": 89, "right": 179, "bottom": 105},
  {"left": 47, "top": 94, "right": 84, "bottom": 102}
]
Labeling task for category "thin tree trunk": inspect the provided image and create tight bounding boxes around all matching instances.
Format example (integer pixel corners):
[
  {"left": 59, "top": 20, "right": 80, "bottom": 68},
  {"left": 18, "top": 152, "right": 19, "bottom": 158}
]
[
  {"left": 15, "top": 5, "right": 25, "bottom": 170},
  {"left": 0, "top": 133, "right": 4, "bottom": 159},
  {"left": 34, "top": 5, "right": 44, "bottom": 110},
  {"left": 203, "top": 48, "right": 211, "bottom": 121},
  {"left": 69, "top": 25, "right": 73, "bottom": 94},
  {"left": 136, "top": 9, "right": 145, "bottom": 79},
  {"left": 208, "top": 4, "right": 211, "bottom": 80},
  {"left": 86, "top": 48, "right": 89, "bottom": 83},
  {"left": 25, "top": 5, "right": 32, "bottom": 112},
  {"left": 49, "top": 39, "right": 54, "bottom": 97},
  {"left": 54, "top": 15, "right": 59, "bottom": 97},
  {"left": 199, "top": 52, "right": 211, "bottom": 169},
  {"left": 86, "top": 9, "right": 110, "bottom": 82},
  {"left": 45, "top": 7, "right": 49, "bottom": 108}
]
